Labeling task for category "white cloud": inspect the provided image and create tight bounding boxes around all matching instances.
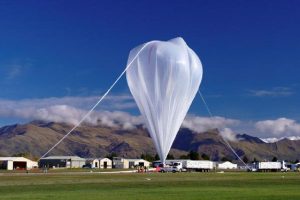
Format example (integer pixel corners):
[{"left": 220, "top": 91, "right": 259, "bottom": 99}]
[
  {"left": 182, "top": 115, "right": 240, "bottom": 132},
  {"left": 0, "top": 99, "right": 143, "bottom": 130},
  {"left": 0, "top": 95, "right": 140, "bottom": 129},
  {"left": 261, "top": 136, "right": 300, "bottom": 143},
  {"left": 219, "top": 128, "right": 237, "bottom": 142},
  {"left": 255, "top": 118, "right": 300, "bottom": 137},
  {"left": 260, "top": 138, "right": 281, "bottom": 143},
  {"left": 248, "top": 87, "right": 293, "bottom": 97},
  {"left": 286, "top": 136, "right": 300, "bottom": 141},
  {"left": 2, "top": 95, "right": 300, "bottom": 142},
  {"left": 0, "top": 96, "right": 242, "bottom": 132}
]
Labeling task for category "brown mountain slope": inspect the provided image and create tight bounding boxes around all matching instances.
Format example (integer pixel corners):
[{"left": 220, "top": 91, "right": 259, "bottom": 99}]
[{"left": 0, "top": 121, "right": 299, "bottom": 161}]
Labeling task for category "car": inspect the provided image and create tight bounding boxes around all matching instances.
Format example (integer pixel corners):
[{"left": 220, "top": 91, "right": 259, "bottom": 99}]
[{"left": 82, "top": 164, "right": 92, "bottom": 169}]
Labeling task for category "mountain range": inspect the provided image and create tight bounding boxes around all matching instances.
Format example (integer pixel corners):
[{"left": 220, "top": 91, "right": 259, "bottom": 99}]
[{"left": 0, "top": 121, "right": 299, "bottom": 162}]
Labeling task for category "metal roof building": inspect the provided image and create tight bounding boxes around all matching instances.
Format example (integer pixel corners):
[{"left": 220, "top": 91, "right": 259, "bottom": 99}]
[{"left": 39, "top": 156, "right": 86, "bottom": 168}]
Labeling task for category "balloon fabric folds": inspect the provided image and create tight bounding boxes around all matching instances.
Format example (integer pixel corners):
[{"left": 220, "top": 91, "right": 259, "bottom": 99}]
[{"left": 126, "top": 37, "right": 203, "bottom": 163}]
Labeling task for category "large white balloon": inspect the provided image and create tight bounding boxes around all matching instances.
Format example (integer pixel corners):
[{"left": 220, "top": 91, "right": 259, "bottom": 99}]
[{"left": 126, "top": 37, "right": 203, "bottom": 163}]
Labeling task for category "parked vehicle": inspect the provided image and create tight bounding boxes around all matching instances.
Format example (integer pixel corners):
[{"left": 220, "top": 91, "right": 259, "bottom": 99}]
[
  {"left": 82, "top": 163, "right": 92, "bottom": 169},
  {"left": 159, "top": 162, "right": 182, "bottom": 173},
  {"left": 281, "top": 161, "right": 289, "bottom": 172}
]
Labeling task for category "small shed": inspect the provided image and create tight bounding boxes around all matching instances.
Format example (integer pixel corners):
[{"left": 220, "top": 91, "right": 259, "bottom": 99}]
[
  {"left": 86, "top": 158, "right": 112, "bottom": 169},
  {"left": 99, "top": 158, "right": 112, "bottom": 169},
  {"left": 217, "top": 161, "right": 238, "bottom": 169},
  {"left": 0, "top": 157, "right": 38, "bottom": 170}
]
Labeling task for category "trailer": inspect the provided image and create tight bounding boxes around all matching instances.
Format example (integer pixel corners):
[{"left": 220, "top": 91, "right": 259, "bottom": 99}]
[
  {"left": 154, "top": 160, "right": 214, "bottom": 172},
  {"left": 182, "top": 160, "right": 214, "bottom": 172},
  {"left": 256, "top": 162, "right": 281, "bottom": 172}
]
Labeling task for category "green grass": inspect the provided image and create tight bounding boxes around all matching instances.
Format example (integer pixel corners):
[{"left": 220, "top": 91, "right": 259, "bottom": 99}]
[
  {"left": 0, "top": 172, "right": 300, "bottom": 200},
  {"left": 0, "top": 168, "right": 133, "bottom": 173}
]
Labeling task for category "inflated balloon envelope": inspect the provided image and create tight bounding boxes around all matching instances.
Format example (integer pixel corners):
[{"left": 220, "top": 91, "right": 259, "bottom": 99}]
[{"left": 126, "top": 37, "right": 203, "bottom": 163}]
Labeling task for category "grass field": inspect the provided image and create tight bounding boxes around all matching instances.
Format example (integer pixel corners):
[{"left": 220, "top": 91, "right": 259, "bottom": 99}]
[{"left": 0, "top": 171, "right": 300, "bottom": 200}]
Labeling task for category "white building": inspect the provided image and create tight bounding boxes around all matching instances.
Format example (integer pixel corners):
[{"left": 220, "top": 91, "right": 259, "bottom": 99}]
[
  {"left": 86, "top": 158, "right": 112, "bottom": 169},
  {"left": 113, "top": 157, "right": 150, "bottom": 169},
  {"left": 217, "top": 161, "right": 238, "bottom": 169},
  {"left": 0, "top": 157, "right": 38, "bottom": 170}
]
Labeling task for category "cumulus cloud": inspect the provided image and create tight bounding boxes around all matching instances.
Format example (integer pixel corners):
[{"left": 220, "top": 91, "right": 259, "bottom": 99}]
[
  {"left": 255, "top": 118, "right": 300, "bottom": 138},
  {"left": 0, "top": 96, "right": 243, "bottom": 132},
  {"left": 248, "top": 87, "right": 293, "bottom": 97},
  {"left": 91, "top": 110, "right": 144, "bottom": 129},
  {"left": 286, "top": 136, "right": 300, "bottom": 141},
  {"left": 0, "top": 95, "right": 140, "bottom": 129},
  {"left": 260, "top": 137, "right": 300, "bottom": 143},
  {"left": 2, "top": 95, "right": 300, "bottom": 142},
  {"left": 219, "top": 128, "right": 237, "bottom": 142},
  {"left": 261, "top": 136, "right": 300, "bottom": 143},
  {"left": 182, "top": 115, "right": 240, "bottom": 132},
  {"left": 0, "top": 100, "right": 143, "bottom": 130}
]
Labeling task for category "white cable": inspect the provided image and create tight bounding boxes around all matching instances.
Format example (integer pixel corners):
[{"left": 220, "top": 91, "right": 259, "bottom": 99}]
[
  {"left": 198, "top": 91, "right": 251, "bottom": 170},
  {"left": 38, "top": 41, "right": 153, "bottom": 161}
]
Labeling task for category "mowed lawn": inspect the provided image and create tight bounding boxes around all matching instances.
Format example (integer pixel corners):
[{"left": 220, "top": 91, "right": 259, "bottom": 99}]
[{"left": 0, "top": 172, "right": 300, "bottom": 200}]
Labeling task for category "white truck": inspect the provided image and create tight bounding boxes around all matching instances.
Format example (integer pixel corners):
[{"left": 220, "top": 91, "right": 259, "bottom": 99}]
[{"left": 158, "top": 160, "right": 214, "bottom": 172}]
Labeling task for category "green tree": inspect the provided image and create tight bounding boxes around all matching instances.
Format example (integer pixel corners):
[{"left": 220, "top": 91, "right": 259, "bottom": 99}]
[
  {"left": 154, "top": 154, "right": 160, "bottom": 161},
  {"left": 12, "top": 152, "right": 32, "bottom": 159},
  {"left": 106, "top": 152, "right": 118, "bottom": 160},
  {"left": 242, "top": 156, "right": 249, "bottom": 163},
  {"left": 167, "top": 154, "right": 174, "bottom": 159},
  {"left": 221, "top": 157, "right": 231, "bottom": 162},
  {"left": 201, "top": 153, "right": 210, "bottom": 160},
  {"left": 179, "top": 155, "right": 189, "bottom": 159},
  {"left": 141, "top": 154, "right": 155, "bottom": 162},
  {"left": 272, "top": 156, "right": 278, "bottom": 162},
  {"left": 188, "top": 151, "right": 200, "bottom": 160}
]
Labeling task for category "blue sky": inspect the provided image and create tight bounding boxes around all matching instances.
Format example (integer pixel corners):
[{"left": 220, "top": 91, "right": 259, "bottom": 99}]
[{"left": 0, "top": 0, "right": 300, "bottom": 139}]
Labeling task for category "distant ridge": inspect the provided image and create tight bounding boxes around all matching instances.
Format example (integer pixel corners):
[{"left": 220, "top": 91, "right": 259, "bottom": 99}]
[
  {"left": 0, "top": 121, "right": 299, "bottom": 161},
  {"left": 261, "top": 136, "right": 300, "bottom": 143}
]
